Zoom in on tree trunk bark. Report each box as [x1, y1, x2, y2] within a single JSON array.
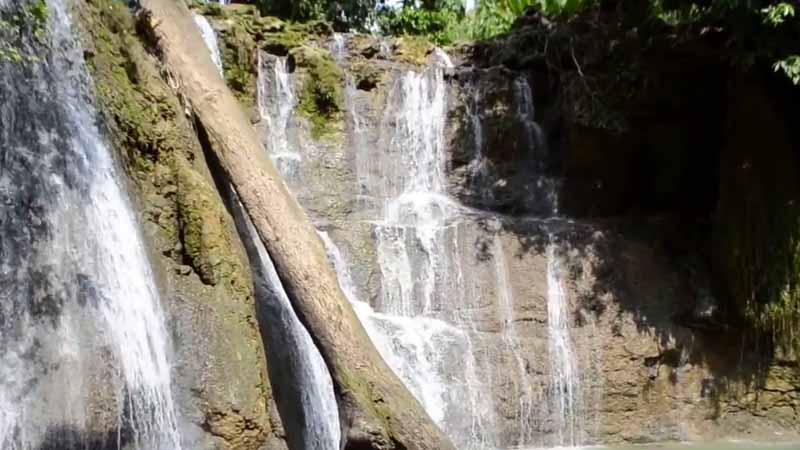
[[135, 2, 456, 450]]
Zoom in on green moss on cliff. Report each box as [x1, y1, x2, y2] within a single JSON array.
[[78, 0, 251, 296], [175, 158, 249, 292], [291, 45, 343, 138], [220, 20, 259, 109], [393, 35, 434, 66], [206, 6, 342, 137], [0, 0, 50, 63]]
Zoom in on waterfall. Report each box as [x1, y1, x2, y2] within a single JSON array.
[[317, 231, 458, 424], [0, 1, 180, 449], [358, 50, 500, 449], [228, 194, 340, 450], [491, 232, 535, 446], [256, 51, 301, 179], [375, 50, 455, 317], [545, 236, 582, 447], [250, 40, 339, 450], [513, 77, 560, 215], [330, 33, 347, 60], [192, 13, 224, 76]]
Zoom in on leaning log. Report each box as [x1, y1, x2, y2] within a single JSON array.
[[135, 2, 457, 450]]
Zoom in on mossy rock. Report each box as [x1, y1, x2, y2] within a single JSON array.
[[175, 157, 249, 293], [350, 59, 383, 91], [349, 34, 381, 59], [220, 20, 258, 108], [77, 0, 251, 297], [290, 45, 344, 139], [259, 21, 330, 55], [393, 35, 434, 66]]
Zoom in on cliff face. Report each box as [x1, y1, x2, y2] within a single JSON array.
[[200, 4, 798, 448], [75, 1, 799, 448]]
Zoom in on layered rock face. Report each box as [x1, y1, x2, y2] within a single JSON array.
[[214, 9, 800, 448], [69, 1, 799, 449]]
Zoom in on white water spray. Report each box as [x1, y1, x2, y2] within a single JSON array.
[[192, 13, 224, 76], [545, 236, 582, 447], [257, 51, 301, 179]]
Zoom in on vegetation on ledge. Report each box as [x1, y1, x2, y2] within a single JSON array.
[[291, 45, 344, 138], [208, 4, 344, 138]]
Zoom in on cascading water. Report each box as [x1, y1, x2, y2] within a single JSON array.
[[545, 236, 582, 447], [228, 193, 340, 450], [514, 77, 559, 215], [247, 40, 341, 450], [192, 13, 224, 76], [359, 49, 503, 449], [0, 1, 180, 449], [375, 48, 456, 318], [256, 51, 301, 179], [514, 77, 581, 446], [491, 231, 535, 447], [272, 33, 584, 449], [317, 231, 459, 425]]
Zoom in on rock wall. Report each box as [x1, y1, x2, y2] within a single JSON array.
[[75, 2, 286, 449], [201, 4, 800, 447], [72, 0, 799, 448]]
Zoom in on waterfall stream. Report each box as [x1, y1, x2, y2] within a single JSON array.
[[257, 52, 301, 179], [229, 194, 341, 450], [192, 13, 224, 77], [256, 33, 587, 449], [211, 19, 340, 450], [545, 237, 582, 447], [0, 1, 180, 449]]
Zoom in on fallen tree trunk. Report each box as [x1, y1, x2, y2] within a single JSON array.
[[135, 2, 456, 450]]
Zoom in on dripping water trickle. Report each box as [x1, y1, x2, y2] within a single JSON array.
[[257, 51, 301, 179], [545, 234, 582, 447]]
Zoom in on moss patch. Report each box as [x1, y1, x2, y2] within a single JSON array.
[[0, 0, 50, 63], [291, 45, 343, 138], [393, 35, 434, 66], [219, 19, 259, 109], [175, 158, 249, 292], [77, 0, 251, 296], [207, 6, 342, 136], [350, 60, 383, 91]]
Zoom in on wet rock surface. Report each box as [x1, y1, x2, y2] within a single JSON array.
[[71, 1, 800, 448], [230, 13, 799, 447]]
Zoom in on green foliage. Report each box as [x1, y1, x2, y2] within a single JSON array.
[[378, 2, 464, 45], [291, 46, 344, 138], [377, 3, 463, 45], [774, 55, 800, 85], [255, 0, 377, 30], [762, 2, 794, 25], [377, 0, 595, 44]]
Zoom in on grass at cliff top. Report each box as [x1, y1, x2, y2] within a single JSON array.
[[517, 441, 800, 450]]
